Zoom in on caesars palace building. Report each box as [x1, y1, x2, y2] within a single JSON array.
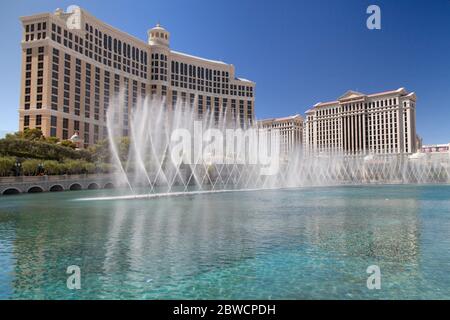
[[304, 88, 419, 155], [19, 6, 255, 147]]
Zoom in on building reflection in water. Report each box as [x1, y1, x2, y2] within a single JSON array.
[[4, 186, 447, 299]]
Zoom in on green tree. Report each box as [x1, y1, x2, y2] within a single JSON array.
[[61, 140, 77, 149], [22, 128, 44, 141], [98, 163, 113, 173], [119, 137, 130, 162], [88, 139, 110, 163], [46, 136, 60, 144], [22, 159, 42, 176], [42, 160, 62, 175], [0, 156, 15, 176], [0, 138, 91, 161]]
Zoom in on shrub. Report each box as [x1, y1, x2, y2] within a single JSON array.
[[46, 136, 60, 144], [98, 163, 113, 173], [88, 139, 110, 163], [42, 160, 62, 175], [60, 140, 76, 149], [22, 159, 42, 176], [6, 128, 44, 141], [0, 156, 15, 176], [62, 159, 97, 175], [0, 138, 91, 161]]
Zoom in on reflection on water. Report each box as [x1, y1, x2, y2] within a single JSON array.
[[1, 185, 450, 299]]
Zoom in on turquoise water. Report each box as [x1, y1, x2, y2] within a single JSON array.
[[0, 185, 450, 299]]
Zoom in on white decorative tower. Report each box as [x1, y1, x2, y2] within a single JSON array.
[[147, 23, 170, 93], [147, 23, 170, 48]]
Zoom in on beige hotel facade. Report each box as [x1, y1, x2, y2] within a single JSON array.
[[19, 6, 255, 147], [257, 114, 303, 155], [304, 88, 419, 155]]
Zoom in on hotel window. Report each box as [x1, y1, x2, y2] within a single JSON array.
[[94, 125, 99, 144], [23, 115, 30, 128], [231, 99, 236, 120], [198, 95, 203, 117], [239, 100, 245, 126], [247, 101, 253, 120], [84, 123, 90, 144], [222, 98, 228, 116], [172, 90, 177, 109], [50, 116, 57, 137], [62, 118, 69, 140], [214, 97, 220, 123], [206, 96, 211, 113], [36, 115, 42, 126]]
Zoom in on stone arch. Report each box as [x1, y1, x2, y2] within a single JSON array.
[[49, 184, 64, 192], [2, 188, 21, 195], [87, 183, 99, 190], [103, 182, 115, 189], [28, 186, 44, 193], [69, 183, 82, 191]]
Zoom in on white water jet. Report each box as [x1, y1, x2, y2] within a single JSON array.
[[94, 90, 450, 201]]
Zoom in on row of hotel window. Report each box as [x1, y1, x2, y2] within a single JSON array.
[[24, 22, 47, 42], [24, 20, 147, 78], [24, 47, 253, 118], [314, 98, 410, 117], [25, 20, 253, 96], [23, 47, 44, 110], [23, 115, 104, 147], [314, 114, 404, 139], [150, 53, 253, 97], [170, 59, 252, 97], [312, 115, 411, 152]]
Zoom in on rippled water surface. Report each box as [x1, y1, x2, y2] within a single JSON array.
[[1, 185, 450, 299]]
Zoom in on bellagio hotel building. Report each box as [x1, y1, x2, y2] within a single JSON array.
[[304, 88, 418, 155], [19, 6, 255, 147]]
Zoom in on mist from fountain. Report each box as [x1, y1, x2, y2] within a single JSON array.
[[101, 91, 450, 200]]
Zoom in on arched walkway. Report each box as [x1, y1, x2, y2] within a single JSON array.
[[49, 184, 64, 192], [28, 186, 44, 193], [69, 183, 82, 191], [104, 182, 115, 189], [2, 188, 21, 195], [87, 183, 99, 190]]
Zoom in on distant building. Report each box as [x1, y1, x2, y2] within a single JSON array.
[[258, 114, 303, 155], [422, 143, 450, 154], [18, 6, 255, 147], [304, 88, 418, 155]]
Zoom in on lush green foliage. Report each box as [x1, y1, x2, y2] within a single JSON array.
[[6, 128, 44, 141], [87, 139, 110, 163], [60, 140, 77, 149], [0, 156, 15, 176], [21, 159, 42, 176], [0, 137, 91, 161], [0, 129, 127, 176], [42, 160, 61, 175]]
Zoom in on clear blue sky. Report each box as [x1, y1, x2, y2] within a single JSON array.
[[1, 0, 449, 143]]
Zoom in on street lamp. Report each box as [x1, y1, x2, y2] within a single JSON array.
[[38, 163, 44, 176], [15, 160, 22, 176]]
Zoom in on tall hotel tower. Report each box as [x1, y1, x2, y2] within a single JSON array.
[[19, 6, 255, 147], [258, 115, 304, 156], [304, 88, 418, 155]]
